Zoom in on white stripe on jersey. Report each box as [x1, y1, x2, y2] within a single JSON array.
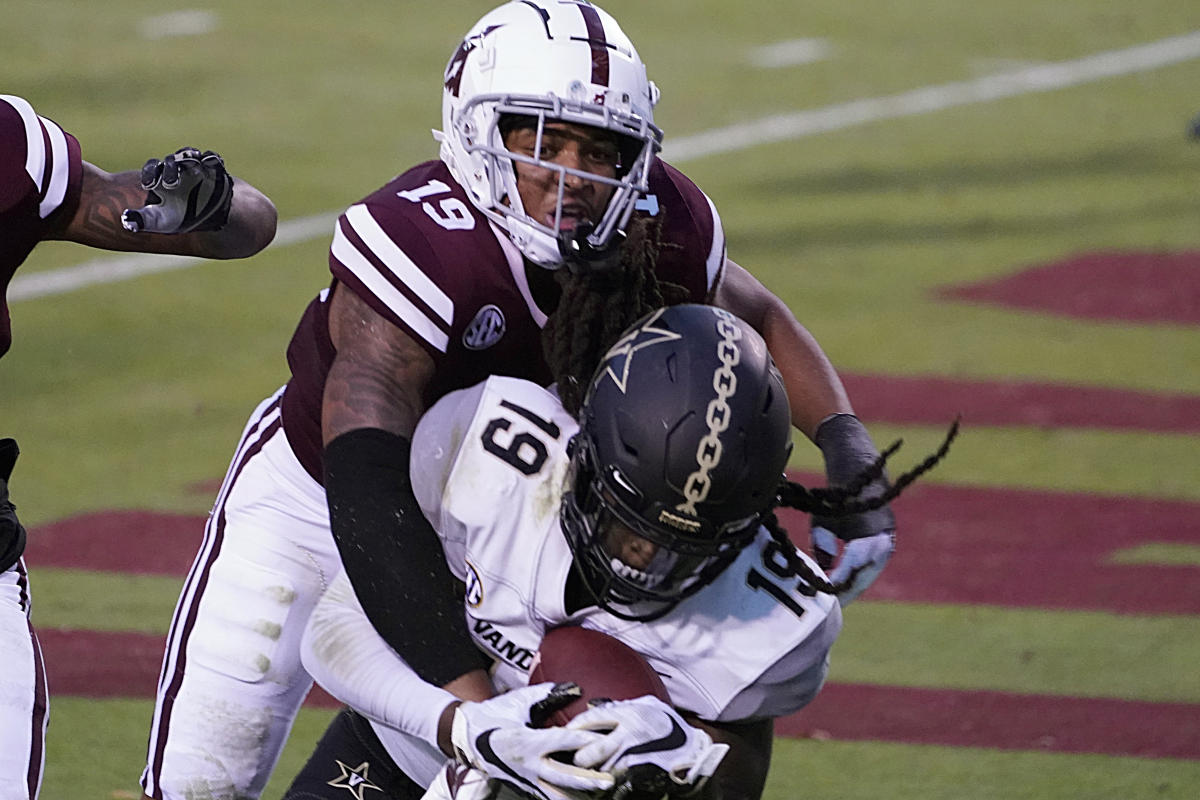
[[331, 212, 451, 353], [2, 95, 72, 219], [39, 115, 70, 218], [702, 192, 726, 290], [344, 204, 454, 325], [1, 96, 46, 191]]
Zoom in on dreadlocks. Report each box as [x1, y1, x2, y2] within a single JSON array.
[[540, 207, 960, 601], [763, 418, 960, 597], [541, 213, 690, 416]]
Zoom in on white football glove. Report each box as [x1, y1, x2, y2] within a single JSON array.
[[451, 683, 614, 800], [121, 147, 233, 234], [568, 696, 728, 797], [812, 526, 895, 606], [422, 763, 529, 800]]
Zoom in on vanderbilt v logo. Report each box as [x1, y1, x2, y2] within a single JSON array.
[[327, 760, 382, 800]]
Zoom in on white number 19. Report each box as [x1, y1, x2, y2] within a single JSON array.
[[396, 179, 476, 231]]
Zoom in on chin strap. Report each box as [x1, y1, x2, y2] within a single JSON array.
[[558, 223, 625, 275]]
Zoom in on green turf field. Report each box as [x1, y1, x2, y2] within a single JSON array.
[[4, 1, 1199, 798]]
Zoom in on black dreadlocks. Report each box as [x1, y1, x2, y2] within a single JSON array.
[[541, 213, 690, 416], [540, 206, 959, 599]]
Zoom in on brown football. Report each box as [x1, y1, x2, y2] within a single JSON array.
[[528, 625, 670, 726]]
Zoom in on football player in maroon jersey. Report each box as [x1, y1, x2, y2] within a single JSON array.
[[139, 3, 894, 799], [0, 92, 276, 800]]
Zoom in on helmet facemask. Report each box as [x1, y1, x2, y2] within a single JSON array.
[[454, 94, 661, 268], [439, 0, 664, 268], [561, 432, 757, 622], [557, 304, 796, 622]]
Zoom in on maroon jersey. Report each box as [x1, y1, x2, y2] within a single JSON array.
[[281, 158, 725, 481], [0, 95, 83, 357]]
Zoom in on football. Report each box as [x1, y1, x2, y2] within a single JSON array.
[[528, 625, 670, 726]]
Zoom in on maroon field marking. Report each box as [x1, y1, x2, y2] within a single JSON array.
[[29, 481, 1200, 615], [938, 250, 1200, 325], [778, 475, 1200, 615], [37, 628, 340, 707], [24, 248, 1200, 760], [780, 682, 1200, 760], [37, 630, 1200, 760], [841, 373, 1200, 434], [26, 510, 204, 576]]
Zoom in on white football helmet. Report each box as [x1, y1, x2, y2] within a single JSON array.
[[439, 0, 663, 268]]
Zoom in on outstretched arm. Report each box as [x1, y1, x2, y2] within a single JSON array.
[[47, 156, 276, 258], [710, 258, 852, 440], [713, 259, 895, 578]]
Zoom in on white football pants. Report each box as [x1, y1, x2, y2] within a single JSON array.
[[140, 387, 338, 800], [0, 560, 46, 800]]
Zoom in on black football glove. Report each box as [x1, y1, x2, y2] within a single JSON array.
[[121, 147, 233, 234], [1, 438, 27, 574]]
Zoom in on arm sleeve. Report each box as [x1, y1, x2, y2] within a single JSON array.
[[301, 570, 459, 746], [323, 427, 491, 686]]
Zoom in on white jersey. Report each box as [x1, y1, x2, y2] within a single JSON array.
[[411, 375, 843, 723]]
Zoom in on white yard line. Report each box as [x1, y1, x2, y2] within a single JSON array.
[[138, 9, 220, 40], [664, 30, 1200, 162], [747, 38, 834, 69], [12, 30, 1200, 304], [8, 212, 337, 302]]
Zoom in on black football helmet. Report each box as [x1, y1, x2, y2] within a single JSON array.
[[561, 304, 793, 620]]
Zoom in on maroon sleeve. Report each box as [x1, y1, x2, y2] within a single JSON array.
[[641, 159, 726, 299], [0, 96, 82, 223], [324, 161, 507, 363], [1, 95, 83, 356]]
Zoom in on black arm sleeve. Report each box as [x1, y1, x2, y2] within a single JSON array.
[[1, 439, 26, 574], [811, 414, 896, 541], [323, 428, 490, 686]]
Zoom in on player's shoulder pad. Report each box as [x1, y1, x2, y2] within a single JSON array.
[[0, 96, 35, 211], [411, 377, 573, 527], [328, 160, 504, 355], [642, 158, 725, 295], [410, 377, 573, 507], [0, 94, 80, 222]]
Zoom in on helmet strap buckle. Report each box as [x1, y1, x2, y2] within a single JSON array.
[[558, 223, 625, 275]]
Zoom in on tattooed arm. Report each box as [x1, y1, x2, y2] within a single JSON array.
[[45, 160, 275, 258], [711, 259, 852, 440], [322, 284, 495, 703]]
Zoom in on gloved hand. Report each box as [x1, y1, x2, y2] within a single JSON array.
[[121, 147, 233, 233], [569, 696, 728, 797], [421, 763, 530, 800], [811, 413, 896, 542], [812, 526, 894, 606], [1, 438, 27, 574], [451, 683, 613, 800]]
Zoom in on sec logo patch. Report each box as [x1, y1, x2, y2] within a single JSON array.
[[463, 305, 505, 350], [464, 560, 483, 606]]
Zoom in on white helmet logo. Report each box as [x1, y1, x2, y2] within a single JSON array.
[[597, 308, 681, 393]]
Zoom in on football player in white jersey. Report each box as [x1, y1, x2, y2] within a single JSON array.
[[140, 3, 899, 798], [1, 92, 276, 800], [280, 304, 933, 800]]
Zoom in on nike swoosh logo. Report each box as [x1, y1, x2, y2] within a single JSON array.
[[619, 717, 688, 759], [476, 729, 529, 788]]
